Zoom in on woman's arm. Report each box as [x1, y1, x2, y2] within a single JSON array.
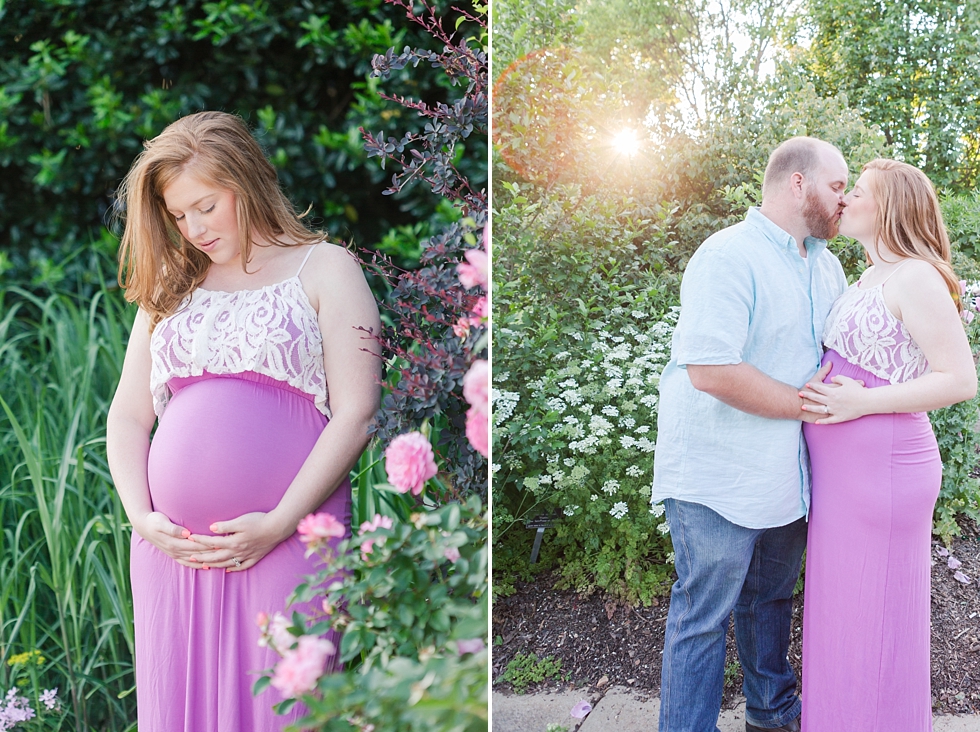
[[106, 308, 213, 566], [801, 259, 977, 422], [188, 244, 383, 570]]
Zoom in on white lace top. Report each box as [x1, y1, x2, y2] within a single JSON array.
[[149, 246, 330, 418], [822, 263, 929, 384]]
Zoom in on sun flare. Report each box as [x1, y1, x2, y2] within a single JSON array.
[[610, 128, 641, 157]]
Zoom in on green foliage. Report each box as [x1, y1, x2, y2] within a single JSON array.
[[943, 189, 980, 270], [490, 0, 582, 70], [931, 385, 980, 543], [265, 496, 488, 731], [283, 653, 487, 732], [334, 497, 487, 673], [724, 659, 741, 686], [0, 0, 485, 290], [802, 0, 980, 190], [496, 652, 566, 694], [0, 287, 136, 731], [931, 285, 980, 543]]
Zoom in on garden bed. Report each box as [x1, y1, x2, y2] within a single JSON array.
[[493, 520, 980, 714]]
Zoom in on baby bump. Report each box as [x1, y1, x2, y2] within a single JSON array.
[[147, 374, 326, 535]]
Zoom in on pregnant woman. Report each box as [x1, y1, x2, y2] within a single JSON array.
[[106, 111, 381, 730], [799, 160, 976, 730]]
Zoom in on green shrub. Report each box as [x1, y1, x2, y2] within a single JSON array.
[[257, 495, 488, 731]]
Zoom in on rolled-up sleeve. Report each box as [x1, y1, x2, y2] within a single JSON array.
[[674, 247, 753, 368]]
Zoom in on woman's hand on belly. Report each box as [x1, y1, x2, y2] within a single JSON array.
[[187, 511, 291, 572], [135, 512, 217, 568], [800, 373, 870, 424]]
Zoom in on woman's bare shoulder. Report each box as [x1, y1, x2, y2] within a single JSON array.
[[892, 257, 949, 292], [303, 241, 365, 282], [301, 241, 375, 310]]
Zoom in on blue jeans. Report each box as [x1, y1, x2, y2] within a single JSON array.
[[659, 498, 807, 732]]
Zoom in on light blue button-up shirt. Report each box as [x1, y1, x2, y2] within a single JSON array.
[[651, 207, 847, 529]]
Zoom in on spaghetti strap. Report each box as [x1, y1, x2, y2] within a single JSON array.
[[878, 259, 912, 286], [296, 244, 318, 276]]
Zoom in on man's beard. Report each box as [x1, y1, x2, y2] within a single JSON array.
[[803, 191, 840, 240]]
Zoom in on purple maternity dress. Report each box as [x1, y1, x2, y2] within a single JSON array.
[[133, 246, 349, 731], [802, 265, 939, 731]]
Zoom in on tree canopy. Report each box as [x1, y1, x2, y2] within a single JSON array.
[[803, 0, 980, 190]]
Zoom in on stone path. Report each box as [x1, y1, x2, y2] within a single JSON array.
[[492, 687, 980, 731]]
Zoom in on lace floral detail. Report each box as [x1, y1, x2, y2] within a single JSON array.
[[823, 282, 928, 384], [150, 275, 329, 418]]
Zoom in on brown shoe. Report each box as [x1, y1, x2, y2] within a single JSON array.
[[745, 717, 801, 732]]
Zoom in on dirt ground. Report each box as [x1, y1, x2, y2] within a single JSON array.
[[493, 520, 980, 713]]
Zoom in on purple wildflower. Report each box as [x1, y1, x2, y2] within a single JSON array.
[[39, 688, 58, 710]]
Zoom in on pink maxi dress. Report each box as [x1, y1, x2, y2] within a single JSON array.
[[802, 265, 939, 731], [132, 245, 349, 731]]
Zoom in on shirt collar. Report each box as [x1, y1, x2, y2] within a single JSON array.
[[745, 207, 828, 257]]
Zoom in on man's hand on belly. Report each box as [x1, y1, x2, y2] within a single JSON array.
[[687, 361, 833, 420]]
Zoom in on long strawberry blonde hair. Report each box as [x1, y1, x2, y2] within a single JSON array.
[[115, 111, 323, 328], [862, 158, 961, 311]]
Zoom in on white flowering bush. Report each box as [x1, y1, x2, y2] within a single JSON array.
[[494, 306, 677, 603], [492, 182, 682, 604]]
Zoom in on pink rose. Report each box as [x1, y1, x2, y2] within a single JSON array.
[[359, 514, 395, 535], [453, 319, 472, 339], [444, 546, 461, 563], [466, 406, 489, 457], [385, 432, 438, 495], [456, 638, 485, 655], [270, 612, 295, 651], [453, 316, 483, 340], [271, 635, 336, 698], [457, 248, 488, 290], [960, 280, 968, 297], [463, 359, 489, 414], [964, 309, 975, 325], [471, 295, 488, 319], [359, 514, 394, 560], [297, 512, 345, 546]]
